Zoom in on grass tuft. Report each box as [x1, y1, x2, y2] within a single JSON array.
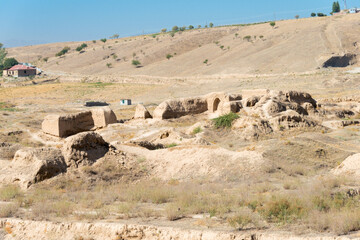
[[212, 113, 239, 128]]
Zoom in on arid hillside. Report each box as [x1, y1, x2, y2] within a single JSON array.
[[7, 14, 360, 77]]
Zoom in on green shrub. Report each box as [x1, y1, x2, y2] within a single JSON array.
[[270, 21, 276, 27], [3, 58, 18, 69], [100, 38, 107, 43], [106, 63, 112, 68], [43, 57, 49, 62], [166, 143, 177, 148], [161, 28, 167, 33], [166, 54, 173, 60], [228, 209, 255, 230], [55, 46, 70, 57], [76, 43, 88, 52], [203, 59, 208, 65], [92, 40, 96, 43], [311, 12, 316, 17], [172, 26, 178, 31], [209, 22, 214, 28], [132, 60, 141, 66], [192, 127, 202, 134], [188, 25, 194, 29], [212, 113, 239, 128], [260, 197, 304, 223], [243, 35, 251, 41]]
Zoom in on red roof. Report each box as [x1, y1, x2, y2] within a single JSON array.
[[8, 65, 35, 70]]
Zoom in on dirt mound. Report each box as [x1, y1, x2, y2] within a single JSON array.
[[333, 153, 360, 176], [0, 148, 67, 189], [133, 128, 210, 147], [62, 132, 109, 167], [232, 117, 273, 140], [118, 144, 265, 181], [0, 142, 21, 160]]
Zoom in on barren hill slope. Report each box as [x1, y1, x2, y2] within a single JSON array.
[[7, 14, 360, 77]]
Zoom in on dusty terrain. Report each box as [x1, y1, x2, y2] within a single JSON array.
[[6, 13, 360, 78], [1, 14, 360, 240]]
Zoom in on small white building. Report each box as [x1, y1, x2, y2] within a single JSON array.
[[349, 8, 360, 13], [120, 99, 132, 105]]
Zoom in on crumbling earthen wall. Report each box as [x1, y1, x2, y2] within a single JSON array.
[[42, 107, 117, 137]]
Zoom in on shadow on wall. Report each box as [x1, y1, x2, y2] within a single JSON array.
[[213, 98, 221, 112]]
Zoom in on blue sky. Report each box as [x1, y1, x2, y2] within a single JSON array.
[[0, 0, 358, 47]]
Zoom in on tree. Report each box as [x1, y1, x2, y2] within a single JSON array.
[[332, 1, 340, 13], [295, 15, 299, 19], [198, 25, 201, 28], [172, 26, 179, 31], [270, 21, 276, 27], [317, 13, 326, 17], [311, 12, 316, 17], [161, 28, 167, 33], [188, 25, 194, 29], [100, 38, 107, 43], [3, 58, 18, 69], [0, 43, 7, 68], [179, 26, 186, 31], [209, 22, 214, 28]]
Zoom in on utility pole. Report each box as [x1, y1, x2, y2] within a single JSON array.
[[343, 0, 347, 10]]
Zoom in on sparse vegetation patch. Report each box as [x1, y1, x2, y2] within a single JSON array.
[[55, 46, 70, 57], [212, 113, 239, 128]]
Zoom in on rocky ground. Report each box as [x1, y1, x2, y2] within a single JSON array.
[[1, 69, 360, 239]]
